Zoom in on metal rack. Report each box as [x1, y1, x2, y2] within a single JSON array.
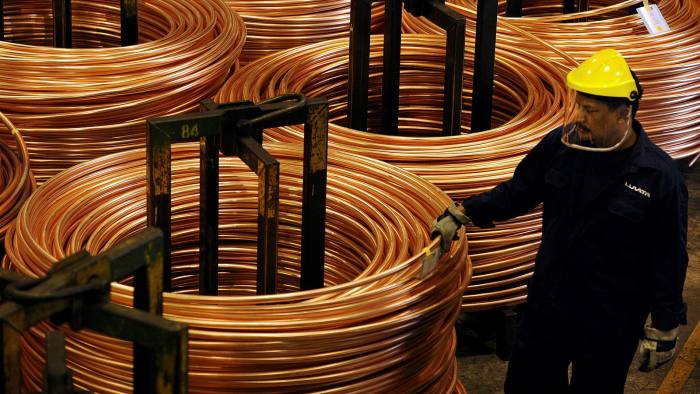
[[349, 0, 466, 135], [147, 93, 329, 296], [0, 228, 187, 394], [348, 0, 505, 134]]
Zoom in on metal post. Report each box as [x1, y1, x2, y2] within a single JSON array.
[[85, 303, 188, 393], [300, 100, 328, 290], [199, 134, 220, 295], [52, 0, 71, 48], [506, 0, 523, 17], [146, 128, 173, 292], [406, 1, 465, 136], [579, 0, 589, 12], [0, 0, 5, 41], [237, 137, 279, 295], [1, 321, 21, 393], [121, 0, 138, 46], [105, 228, 165, 389], [44, 332, 74, 394], [148, 112, 222, 293], [563, 0, 576, 14], [471, 0, 498, 132], [348, 0, 372, 131], [441, 6, 465, 136], [382, 0, 402, 134]]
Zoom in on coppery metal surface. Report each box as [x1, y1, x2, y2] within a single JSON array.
[[215, 34, 567, 310], [404, 0, 700, 161], [0, 0, 246, 183], [3, 142, 470, 393], [224, 0, 385, 65], [0, 112, 35, 254]]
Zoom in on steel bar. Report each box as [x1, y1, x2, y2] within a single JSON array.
[[436, 3, 466, 136], [199, 100, 223, 295], [0, 0, 4, 41], [120, 0, 138, 46], [45, 331, 71, 394], [506, 0, 523, 17], [52, 0, 71, 48], [147, 112, 221, 292], [300, 99, 329, 290], [84, 303, 187, 394], [348, 0, 372, 131], [382, 0, 402, 135], [563, 0, 577, 14], [471, 0, 498, 132], [238, 136, 280, 295], [199, 133, 220, 295]]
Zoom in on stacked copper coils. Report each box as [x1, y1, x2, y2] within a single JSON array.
[[0, 112, 34, 248], [0, 0, 246, 183], [4, 143, 470, 393], [223, 0, 384, 65], [404, 0, 700, 162], [216, 34, 569, 310]]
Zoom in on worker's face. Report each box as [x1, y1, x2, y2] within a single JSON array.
[[567, 93, 631, 149]]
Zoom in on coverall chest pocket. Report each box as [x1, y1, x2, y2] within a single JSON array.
[[607, 199, 645, 224], [606, 198, 647, 250], [603, 198, 648, 261], [544, 168, 568, 189], [544, 168, 568, 209]]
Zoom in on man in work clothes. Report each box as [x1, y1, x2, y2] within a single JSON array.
[[433, 48, 688, 392]]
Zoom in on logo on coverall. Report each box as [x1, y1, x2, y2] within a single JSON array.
[[624, 182, 651, 198]]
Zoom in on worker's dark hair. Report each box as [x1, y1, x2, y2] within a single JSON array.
[[578, 69, 643, 118]]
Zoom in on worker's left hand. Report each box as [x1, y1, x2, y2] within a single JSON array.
[[638, 325, 679, 371]]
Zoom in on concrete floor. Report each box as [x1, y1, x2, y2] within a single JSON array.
[[456, 164, 700, 393]]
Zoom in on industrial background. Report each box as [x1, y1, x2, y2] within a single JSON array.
[[0, 0, 697, 392]]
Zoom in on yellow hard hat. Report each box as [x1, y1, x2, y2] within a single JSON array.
[[566, 49, 638, 101]]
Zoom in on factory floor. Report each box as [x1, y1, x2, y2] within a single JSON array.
[[456, 164, 700, 393]]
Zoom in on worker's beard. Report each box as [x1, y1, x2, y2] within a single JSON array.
[[569, 123, 596, 147]]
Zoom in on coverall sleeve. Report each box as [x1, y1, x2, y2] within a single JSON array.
[[650, 171, 689, 331], [461, 134, 551, 228]]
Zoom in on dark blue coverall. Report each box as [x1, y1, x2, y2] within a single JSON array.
[[462, 121, 688, 393]]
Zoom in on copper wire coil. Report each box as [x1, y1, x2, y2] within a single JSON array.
[[403, 0, 700, 163], [0, 112, 35, 247], [4, 142, 470, 393], [0, 0, 246, 183], [224, 0, 384, 65], [215, 34, 568, 310]]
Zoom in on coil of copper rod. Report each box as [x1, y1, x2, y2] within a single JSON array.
[[215, 34, 568, 310], [223, 0, 384, 65], [403, 0, 700, 162], [4, 142, 470, 393], [0, 0, 246, 183], [0, 112, 34, 249]]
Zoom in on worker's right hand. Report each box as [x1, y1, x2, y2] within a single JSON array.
[[430, 203, 472, 252]]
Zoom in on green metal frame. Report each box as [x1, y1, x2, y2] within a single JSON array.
[[0, 228, 187, 394], [147, 94, 328, 296]]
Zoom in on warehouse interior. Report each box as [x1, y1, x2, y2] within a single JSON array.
[[0, 0, 698, 393]]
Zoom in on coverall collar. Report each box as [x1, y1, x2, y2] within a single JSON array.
[[627, 120, 656, 172]]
